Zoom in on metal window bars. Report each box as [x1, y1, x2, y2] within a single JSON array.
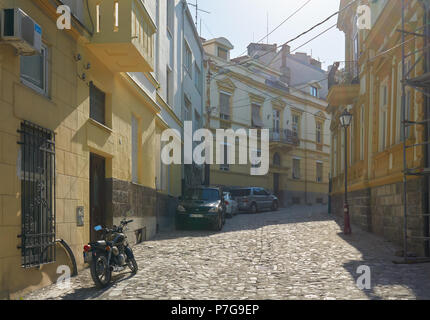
[[17, 121, 56, 268], [398, 0, 430, 263]]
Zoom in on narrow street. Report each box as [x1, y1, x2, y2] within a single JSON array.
[[24, 207, 430, 300]]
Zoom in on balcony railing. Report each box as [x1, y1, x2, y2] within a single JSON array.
[[328, 61, 359, 90], [327, 61, 360, 106], [270, 129, 299, 146], [87, 0, 156, 73]]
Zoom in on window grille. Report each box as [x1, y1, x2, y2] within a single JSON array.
[[17, 121, 56, 268]]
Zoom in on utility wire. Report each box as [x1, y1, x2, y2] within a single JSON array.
[[236, 0, 313, 58], [266, 23, 337, 67], [208, 0, 358, 81]]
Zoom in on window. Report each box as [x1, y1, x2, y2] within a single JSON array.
[[194, 110, 201, 130], [220, 92, 231, 120], [194, 63, 202, 93], [90, 82, 106, 125], [273, 153, 281, 166], [310, 86, 318, 97], [292, 113, 301, 139], [166, 66, 173, 105], [251, 149, 261, 169], [252, 104, 263, 128], [131, 115, 139, 183], [218, 47, 228, 60], [19, 121, 56, 268], [184, 97, 192, 121], [20, 44, 49, 96], [61, 0, 84, 22], [316, 122, 322, 144], [293, 158, 301, 179], [273, 109, 281, 134], [379, 83, 388, 151], [220, 144, 230, 171], [316, 162, 323, 183], [184, 41, 192, 76], [167, 0, 174, 34]]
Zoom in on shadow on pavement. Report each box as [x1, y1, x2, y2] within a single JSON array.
[[150, 205, 332, 242], [59, 271, 137, 300], [333, 216, 430, 300]]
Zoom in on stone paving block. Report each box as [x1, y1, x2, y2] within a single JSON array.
[[22, 206, 430, 300]]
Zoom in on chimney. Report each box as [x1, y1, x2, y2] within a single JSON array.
[[280, 44, 291, 85]]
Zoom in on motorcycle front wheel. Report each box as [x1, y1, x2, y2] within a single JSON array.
[[90, 254, 112, 288], [127, 257, 138, 274]]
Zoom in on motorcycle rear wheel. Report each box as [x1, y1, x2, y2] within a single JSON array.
[[90, 255, 112, 288]]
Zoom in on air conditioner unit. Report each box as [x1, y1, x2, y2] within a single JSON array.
[[0, 8, 42, 55]]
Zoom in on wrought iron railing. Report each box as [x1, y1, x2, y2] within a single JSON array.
[[17, 121, 56, 268], [270, 129, 300, 146], [328, 61, 360, 90]]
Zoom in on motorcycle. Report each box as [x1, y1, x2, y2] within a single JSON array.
[[83, 218, 138, 288]]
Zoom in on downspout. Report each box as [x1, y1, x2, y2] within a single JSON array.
[[419, 0, 430, 257], [181, 0, 186, 196]]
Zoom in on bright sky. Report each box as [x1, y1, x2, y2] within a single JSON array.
[[192, 0, 345, 70]]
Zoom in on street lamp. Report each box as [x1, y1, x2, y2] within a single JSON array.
[[339, 109, 352, 235]]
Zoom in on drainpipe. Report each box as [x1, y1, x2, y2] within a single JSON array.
[[420, 0, 430, 257], [181, 0, 186, 196]]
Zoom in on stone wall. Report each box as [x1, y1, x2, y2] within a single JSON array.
[[106, 178, 178, 244], [283, 190, 328, 207], [331, 178, 428, 256]]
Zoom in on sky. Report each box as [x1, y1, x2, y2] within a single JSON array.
[[190, 0, 345, 70]]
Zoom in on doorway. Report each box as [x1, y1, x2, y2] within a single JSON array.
[[90, 153, 106, 242]]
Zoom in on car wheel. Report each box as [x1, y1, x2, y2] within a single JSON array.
[[226, 210, 233, 219], [213, 213, 223, 231], [271, 200, 279, 211], [250, 203, 258, 214]]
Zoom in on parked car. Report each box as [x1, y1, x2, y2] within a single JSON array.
[[223, 192, 238, 218], [230, 187, 279, 213], [176, 187, 226, 231]]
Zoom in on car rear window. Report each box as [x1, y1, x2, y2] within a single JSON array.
[[231, 189, 251, 197], [183, 188, 220, 201]]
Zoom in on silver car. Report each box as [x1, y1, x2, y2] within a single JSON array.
[[230, 187, 279, 213]]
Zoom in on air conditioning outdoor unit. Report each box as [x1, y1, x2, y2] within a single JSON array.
[[0, 8, 42, 55]]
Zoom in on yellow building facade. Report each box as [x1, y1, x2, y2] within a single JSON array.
[[0, 0, 181, 298], [203, 38, 330, 206], [329, 0, 430, 255]]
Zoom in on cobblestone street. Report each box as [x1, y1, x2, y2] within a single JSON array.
[[23, 206, 430, 300]]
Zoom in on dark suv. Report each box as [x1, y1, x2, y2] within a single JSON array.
[[176, 187, 226, 230], [230, 187, 279, 213]]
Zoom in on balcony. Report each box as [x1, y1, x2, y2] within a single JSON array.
[[86, 0, 156, 73], [327, 61, 360, 106], [270, 129, 299, 147]]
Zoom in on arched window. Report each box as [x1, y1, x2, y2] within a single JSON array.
[[273, 153, 281, 166]]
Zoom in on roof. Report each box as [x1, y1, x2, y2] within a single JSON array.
[[203, 37, 234, 50]]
